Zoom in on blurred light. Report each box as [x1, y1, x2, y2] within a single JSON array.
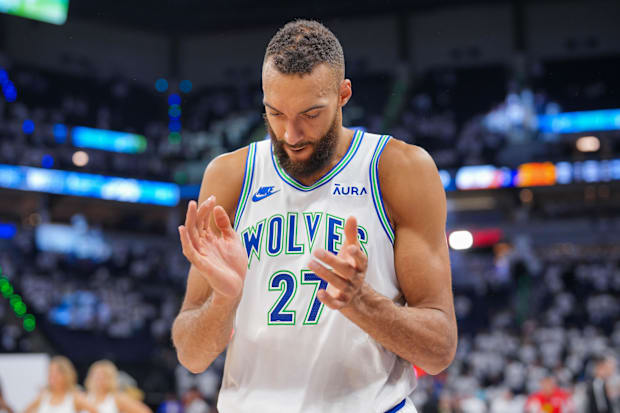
[[576, 136, 600, 152], [438, 170, 452, 189], [0, 69, 7, 85], [168, 120, 181, 132], [0, 163, 180, 206], [537, 109, 620, 133], [168, 132, 181, 144], [1, 282, 13, 298], [455, 165, 512, 190], [22, 119, 35, 134], [582, 160, 600, 182], [449, 231, 474, 250], [519, 188, 533, 203], [516, 162, 556, 187], [155, 78, 168, 92], [179, 79, 193, 93], [3, 81, 17, 102], [72, 126, 147, 154], [168, 104, 182, 118], [23, 314, 36, 331], [53, 124, 68, 143], [72, 151, 89, 167], [0, 0, 69, 24], [9, 294, 22, 309], [555, 162, 573, 184], [41, 154, 54, 169], [168, 93, 181, 106], [14, 301, 26, 316], [471, 228, 503, 248], [0, 222, 16, 239]]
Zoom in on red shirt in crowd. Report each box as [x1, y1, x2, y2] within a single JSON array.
[[525, 388, 574, 413]]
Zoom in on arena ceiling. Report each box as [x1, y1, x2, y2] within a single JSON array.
[[68, 0, 518, 34]]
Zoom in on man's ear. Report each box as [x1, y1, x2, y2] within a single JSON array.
[[339, 78, 352, 107]]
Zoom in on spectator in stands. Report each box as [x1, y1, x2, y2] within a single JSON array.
[[525, 375, 574, 413], [85, 360, 152, 413], [586, 353, 619, 413], [156, 393, 183, 413], [181, 388, 209, 413], [490, 389, 526, 413], [23, 356, 98, 413]]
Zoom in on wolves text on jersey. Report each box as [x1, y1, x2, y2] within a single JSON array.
[[240, 212, 369, 267]]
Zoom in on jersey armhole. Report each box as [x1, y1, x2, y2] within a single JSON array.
[[369, 135, 395, 245], [233, 142, 257, 231]]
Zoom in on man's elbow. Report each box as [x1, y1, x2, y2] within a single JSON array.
[[426, 346, 456, 375], [176, 349, 209, 374], [421, 326, 458, 375]]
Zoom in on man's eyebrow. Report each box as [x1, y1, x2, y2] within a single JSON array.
[[299, 105, 326, 113], [263, 102, 326, 114], [263, 102, 281, 112]]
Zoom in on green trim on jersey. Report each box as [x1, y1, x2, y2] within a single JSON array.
[[272, 129, 364, 192], [234, 143, 257, 230], [370, 135, 395, 243]]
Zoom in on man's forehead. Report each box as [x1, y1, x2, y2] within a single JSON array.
[[263, 62, 338, 93]]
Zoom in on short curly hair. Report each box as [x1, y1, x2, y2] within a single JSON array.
[[264, 19, 345, 82]]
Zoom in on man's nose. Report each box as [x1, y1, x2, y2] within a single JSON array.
[[283, 120, 304, 146]]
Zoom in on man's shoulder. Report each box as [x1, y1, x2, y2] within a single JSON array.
[[206, 145, 250, 176], [375, 137, 444, 227], [377, 137, 439, 189], [198, 145, 252, 213]]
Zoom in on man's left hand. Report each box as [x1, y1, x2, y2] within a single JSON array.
[[307, 216, 368, 309]]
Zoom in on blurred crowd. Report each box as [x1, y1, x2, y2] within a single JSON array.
[[2, 225, 619, 412], [1, 54, 618, 186], [0, 45, 619, 413]]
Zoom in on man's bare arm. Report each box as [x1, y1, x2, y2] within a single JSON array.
[[308, 140, 457, 374], [171, 147, 248, 373]]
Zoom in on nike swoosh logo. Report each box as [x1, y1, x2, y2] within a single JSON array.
[[252, 189, 280, 202]]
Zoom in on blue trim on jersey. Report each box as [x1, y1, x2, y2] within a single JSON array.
[[233, 143, 257, 231], [270, 131, 364, 192], [384, 398, 406, 413], [370, 135, 395, 245]]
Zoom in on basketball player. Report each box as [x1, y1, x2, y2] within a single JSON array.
[[84, 360, 152, 413], [172, 20, 457, 412], [24, 356, 98, 413]]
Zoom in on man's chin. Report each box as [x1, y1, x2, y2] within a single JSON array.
[[285, 145, 314, 161]]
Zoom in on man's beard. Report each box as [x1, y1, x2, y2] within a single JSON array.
[[267, 112, 340, 181]]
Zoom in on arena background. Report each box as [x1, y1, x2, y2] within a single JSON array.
[[0, 0, 619, 412]]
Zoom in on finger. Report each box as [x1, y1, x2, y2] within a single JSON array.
[[213, 205, 235, 238], [179, 226, 211, 273], [185, 201, 202, 251], [346, 244, 368, 272], [312, 249, 356, 280], [317, 289, 347, 310], [343, 216, 360, 247], [197, 195, 216, 239], [307, 258, 350, 291]]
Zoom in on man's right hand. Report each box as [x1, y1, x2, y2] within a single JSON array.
[[178, 195, 248, 299]]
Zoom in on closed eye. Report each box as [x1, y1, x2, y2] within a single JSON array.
[[304, 112, 320, 119]]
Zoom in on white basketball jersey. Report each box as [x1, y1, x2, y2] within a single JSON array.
[[218, 130, 417, 413]]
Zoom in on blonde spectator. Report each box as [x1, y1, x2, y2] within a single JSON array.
[[85, 360, 151, 413], [24, 356, 97, 413]]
